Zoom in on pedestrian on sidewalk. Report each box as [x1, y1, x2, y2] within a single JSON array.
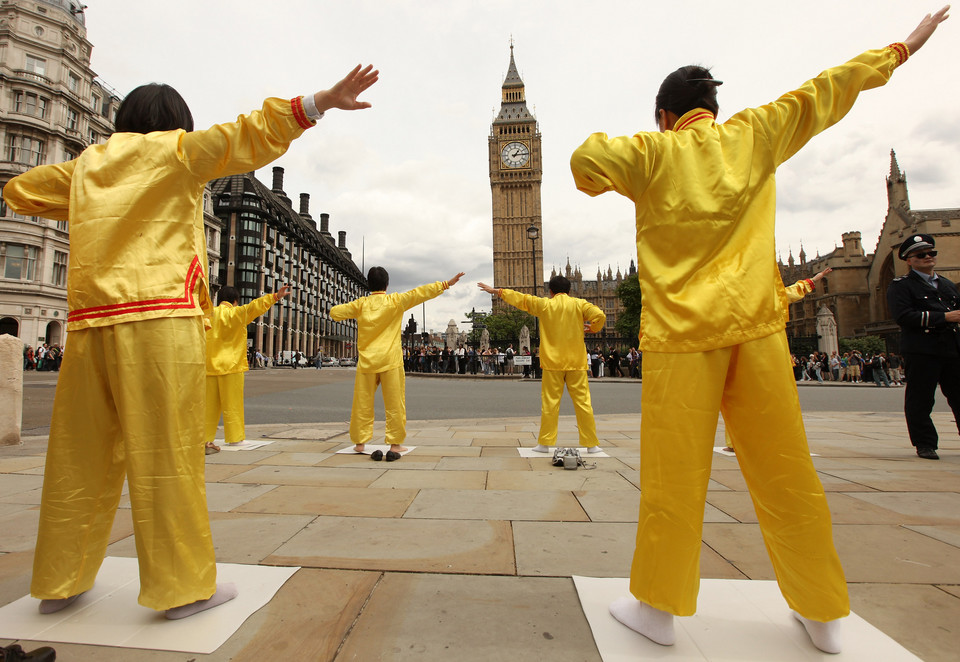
[[570, 7, 949, 653], [479, 275, 605, 454]]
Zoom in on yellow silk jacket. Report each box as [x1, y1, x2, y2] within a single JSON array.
[[3, 96, 315, 331], [331, 281, 450, 374], [499, 289, 605, 371], [785, 278, 814, 304], [206, 294, 277, 376], [571, 46, 907, 353]]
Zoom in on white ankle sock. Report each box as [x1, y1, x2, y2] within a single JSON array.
[[165, 583, 238, 620], [532, 444, 550, 453], [587, 446, 603, 454], [609, 597, 675, 646], [793, 611, 842, 654], [39, 591, 85, 614]]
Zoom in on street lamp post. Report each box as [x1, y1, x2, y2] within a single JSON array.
[[526, 225, 540, 345]]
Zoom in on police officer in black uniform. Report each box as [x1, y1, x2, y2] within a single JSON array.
[[886, 233, 960, 460]]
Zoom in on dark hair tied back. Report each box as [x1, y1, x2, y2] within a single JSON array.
[[654, 65, 721, 125]]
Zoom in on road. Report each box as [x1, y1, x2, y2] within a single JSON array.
[[19, 366, 949, 435]]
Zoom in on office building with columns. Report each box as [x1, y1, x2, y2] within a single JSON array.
[[210, 167, 365, 360]]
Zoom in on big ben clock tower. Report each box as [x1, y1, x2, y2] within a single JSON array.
[[489, 43, 543, 298]]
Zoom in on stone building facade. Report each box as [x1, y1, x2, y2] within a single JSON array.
[[210, 167, 365, 360], [0, 0, 119, 347], [779, 151, 960, 352]]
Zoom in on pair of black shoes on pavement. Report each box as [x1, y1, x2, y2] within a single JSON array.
[[370, 450, 401, 462], [916, 447, 939, 460], [1, 645, 56, 662]]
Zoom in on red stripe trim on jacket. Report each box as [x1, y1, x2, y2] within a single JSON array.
[[290, 96, 313, 130], [675, 112, 714, 131], [68, 256, 204, 322], [887, 42, 909, 66]]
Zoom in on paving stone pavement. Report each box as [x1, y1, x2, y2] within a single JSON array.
[[0, 412, 958, 661]]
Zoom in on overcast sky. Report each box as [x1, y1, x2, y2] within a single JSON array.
[[84, 1, 958, 333]]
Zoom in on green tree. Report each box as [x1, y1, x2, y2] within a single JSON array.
[[483, 307, 536, 345], [615, 274, 642, 344], [839, 335, 886, 356], [463, 308, 488, 346]]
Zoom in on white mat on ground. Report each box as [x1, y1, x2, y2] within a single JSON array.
[[518, 447, 609, 458], [573, 576, 920, 661], [0, 557, 299, 654], [713, 446, 819, 458], [219, 439, 274, 451], [335, 445, 416, 456]]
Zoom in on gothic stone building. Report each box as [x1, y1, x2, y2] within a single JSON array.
[[780, 150, 960, 352]]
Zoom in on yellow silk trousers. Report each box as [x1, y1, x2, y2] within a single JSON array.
[[632, 332, 848, 621], [538, 369, 599, 447], [349, 367, 406, 445], [205, 372, 246, 444], [33, 317, 216, 611]]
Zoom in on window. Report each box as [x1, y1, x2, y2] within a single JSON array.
[[63, 150, 76, 161], [52, 251, 67, 287], [24, 54, 46, 76], [68, 71, 81, 94], [14, 91, 48, 118], [66, 107, 79, 131], [1, 243, 38, 280], [6, 135, 45, 165], [91, 94, 100, 112], [87, 129, 99, 145]]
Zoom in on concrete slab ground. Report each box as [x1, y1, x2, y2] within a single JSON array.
[[0, 411, 957, 661]]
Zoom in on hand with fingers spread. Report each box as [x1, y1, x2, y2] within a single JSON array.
[[314, 64, 380, 113], [446, 272, 466, 288], [477, 282, 498, 295]]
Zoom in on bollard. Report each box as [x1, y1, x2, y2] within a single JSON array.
[[0, 334, 24, 446]]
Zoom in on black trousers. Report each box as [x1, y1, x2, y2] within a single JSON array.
[[903, 352, 960, 449]]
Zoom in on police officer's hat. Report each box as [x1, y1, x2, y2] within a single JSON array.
[[898, 233, 936, 260]]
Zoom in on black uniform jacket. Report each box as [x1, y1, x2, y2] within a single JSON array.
[[887, 270, 960, 357]]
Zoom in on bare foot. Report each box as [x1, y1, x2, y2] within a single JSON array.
[[354, 443, 365, 453], [587, 446, 603, 454], [389, 445, 408, 453], [205, 442, 220, 455], [793, 611, 842, 654], [532, 444, 551, 453], [165, 583, 238, 620], [609, 597, 675, 646], [39, 591, 87, 614], [722, 447, 735, 453]]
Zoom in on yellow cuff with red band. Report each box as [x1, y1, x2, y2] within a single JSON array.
[[887, 42, 909, 66], [805, 279, 815, 290], [290, 96, 315, 130]]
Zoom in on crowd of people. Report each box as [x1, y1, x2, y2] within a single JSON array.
[[791, 350, 904, 386], [22, 344, 62, 372]]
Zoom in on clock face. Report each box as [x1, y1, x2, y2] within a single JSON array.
[[501, 141, 530, 168]]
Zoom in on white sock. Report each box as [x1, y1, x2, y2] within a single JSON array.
[[587, 446, 603, 454], [165, 583, 238, 620], [609, 597, 675, 646], [532, 444, 550, 453], [793, 611, 842, 654], [39, 591, 86, 614]]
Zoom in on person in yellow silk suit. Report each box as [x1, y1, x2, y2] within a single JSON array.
[[3, 65, 378, 619], [478, 275, 605, 452], [331, 267, 464, 460], [204, 284, 291, 454], [569, 8, 948, 654], [722, 267, 832, 452]]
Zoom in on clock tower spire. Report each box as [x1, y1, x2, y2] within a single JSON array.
[[489, 41, 543, 300]]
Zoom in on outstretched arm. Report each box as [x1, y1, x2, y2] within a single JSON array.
[[313, 64, 380, 113], [904, 6, 950, 55]]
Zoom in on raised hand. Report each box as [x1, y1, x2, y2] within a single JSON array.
[[447, 272, 466, 287], [274, 284, 292, 301], [904, 6, 950, 55], [477, 282, 497, 294], [314, 64, 380, 113]]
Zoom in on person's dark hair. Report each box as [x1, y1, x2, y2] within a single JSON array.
[[654, 65, 721, 125], [549, 275, 571, 295], [367, 266, 389, 292], [114, 83, 194, 134], [218, 286, 240, 305]]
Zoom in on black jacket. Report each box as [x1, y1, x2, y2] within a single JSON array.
[[887, 270, 960, 357]]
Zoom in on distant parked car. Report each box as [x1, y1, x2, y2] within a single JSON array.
[[321, 356, 340, 367], [339, 357, 357, 367]]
